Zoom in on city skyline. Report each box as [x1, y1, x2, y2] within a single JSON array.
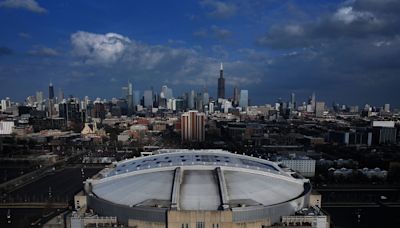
[[1, 1, 400, 227], [1, 0, 400, 106], [0, 77, 396, 111]]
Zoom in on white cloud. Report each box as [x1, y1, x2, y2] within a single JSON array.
[[69, 31, 261, 87], [373, 40, 391, 47], [0, 0, 47, 13], [71, 31, 131, 64], [332, 6, 375, 24]]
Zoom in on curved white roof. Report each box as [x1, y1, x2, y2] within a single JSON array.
[[104, 149, 285, 178], [89, 149, 308, 211]]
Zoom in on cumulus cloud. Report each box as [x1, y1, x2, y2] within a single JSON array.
[[28, 46, 59, 57], [68, 31, 261, 90], [332, 6, 377, 24], [200, 0, 236, 19], [71, 31, 131, 64], [252, 0, 400, 104], [0, 0, 47, 13], [257, 0, 398, 49]]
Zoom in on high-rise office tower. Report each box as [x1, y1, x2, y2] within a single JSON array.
[[209, 102, 214, 113], [315, 102, 325, 117], [196, 92, 203, 112], [122, 86, 129, 98], [203, 91, 210, 106], [143, 90, 153, 108], [239, 90, 249, 109], [188, 90, 195, 110], [48, 83, 55, 117], [36, 91, 43, 104], [92, 100, 106, 119], [290, 92, 296, 110], [49, 82, 54, 100], [59, 97, 82, 124], [217, 62, 225, 99], [58, 88, 64, 103], [310, 92, 316, 112], [233, 86, 240, 106], [384, 104, 390, 112], [127, 81, 134, 114], [181, 110, 205, 142], [35, 91, 44, 111], [0, 97, 11, 112], [134, 91, 140, 108]]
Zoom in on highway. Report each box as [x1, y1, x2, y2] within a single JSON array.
[[0, 165, 103, 228], [4, 165, 102, 203]]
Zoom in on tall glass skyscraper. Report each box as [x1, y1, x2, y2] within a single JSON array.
[[49, 82, 54, 100], [217, 63, 225, 99], [239, 90, 248, 109], [143, 90, 153, 108]]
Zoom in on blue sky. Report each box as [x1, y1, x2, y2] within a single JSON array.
[[1, 0, 400, 107]]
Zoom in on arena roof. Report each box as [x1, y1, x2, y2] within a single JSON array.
[[87, 149, 309, 211], [104, 149, 283, 178]]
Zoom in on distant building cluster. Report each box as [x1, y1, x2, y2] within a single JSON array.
[[0, 63, 399, 148]]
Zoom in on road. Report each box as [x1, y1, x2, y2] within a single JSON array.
[[4, 166, 102, 203], [0, 208, 44, 228], [0, 165, 104, 228]]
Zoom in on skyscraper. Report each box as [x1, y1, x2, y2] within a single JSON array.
[[181, 110, 205, 142], [35, 91, 44, 111], [233, 86, 240, 106], [239, 90, 249, 109], [195, 92, 203, 112], [203, 91, 210, 105], [0, 97, 10, 112], [217, 62, 225, 99], [384, 104, 390, 112], [49, 82, 54, 100], [290, 92, 296, 110], [310, 92, 316, 112], [143, 90, 153, 108], [48, 82, 55, 117], [315, 102, 325, 117], [134, 91, 140, 108], [188, 90, 195, 110], [36, 91, 43, 104], [122, 86, 128, 98], [58, 88, 64, 103], [127, 81, 134, 114]]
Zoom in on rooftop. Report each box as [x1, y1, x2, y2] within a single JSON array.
[[87, 149, 309, 211]]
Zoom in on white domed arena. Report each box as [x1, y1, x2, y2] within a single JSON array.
[[84, 149, 312, 227]]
